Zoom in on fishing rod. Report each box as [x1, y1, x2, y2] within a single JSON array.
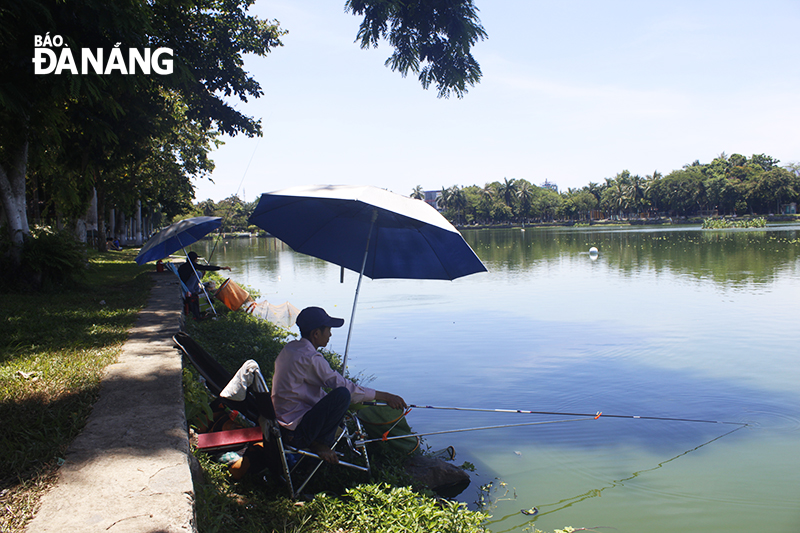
[[207, 138, 260, 264], [355, 417, 597, 447], [363, 402, 748, 426]]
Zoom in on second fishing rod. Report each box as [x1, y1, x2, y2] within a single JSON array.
[[363, 402, 748, 426]]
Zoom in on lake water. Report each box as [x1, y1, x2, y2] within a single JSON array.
[[190, 225, 800, 533]]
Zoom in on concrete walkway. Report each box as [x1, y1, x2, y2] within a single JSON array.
[[26, 272, 196, 533]]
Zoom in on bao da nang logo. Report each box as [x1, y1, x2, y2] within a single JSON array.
[[33, 33, 173, 75]]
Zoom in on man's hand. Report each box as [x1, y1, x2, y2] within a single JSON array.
[[375, 391, 407, 410]]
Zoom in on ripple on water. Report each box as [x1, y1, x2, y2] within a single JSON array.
[[739, 409, 800, 432]]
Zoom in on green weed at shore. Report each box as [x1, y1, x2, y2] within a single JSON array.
[[701, 217, 767, 229]]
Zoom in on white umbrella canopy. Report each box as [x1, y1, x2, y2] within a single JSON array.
[[248, 184, 487, 368]]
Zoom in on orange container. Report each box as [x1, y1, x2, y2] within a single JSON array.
[[217, 278, 250, 311]]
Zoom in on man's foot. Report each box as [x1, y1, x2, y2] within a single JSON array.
[[309, 441, 338, 464]]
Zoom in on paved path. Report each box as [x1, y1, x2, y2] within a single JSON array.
[[26, 272, 196, 533]]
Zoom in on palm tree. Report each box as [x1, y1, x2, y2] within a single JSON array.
[[438, 186, 451, 212], [584, 182, 604, 219], [449, 186, 467, 225], [481, 183, 496, 203], [625, 174, 649, 217], [197, 199, 216, 217], [410, 185, 424, 200], [611, 172, 632, 218], [516, 182, 535, 222], [645, 171, 662, 214], [585, 182, 603, 204], [496, 177, 518, 220], [477, 183, 496, 224], [601, 175, 628, 220]]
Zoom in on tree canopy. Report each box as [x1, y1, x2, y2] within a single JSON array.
[[0, 0, 487, 263], [345, 0, 486, 98]]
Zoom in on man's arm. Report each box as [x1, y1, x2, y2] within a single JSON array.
[[374, 391, 406, 410], [195, 264, 232, 272]]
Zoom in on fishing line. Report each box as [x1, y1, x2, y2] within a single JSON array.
[[207, 137, 261, 264], [355, 417, 596, 447], [485, 424, 748, 532], [364, 402, 749, 426]]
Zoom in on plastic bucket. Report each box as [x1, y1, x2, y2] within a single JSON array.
[[217, 278, 250, 310]]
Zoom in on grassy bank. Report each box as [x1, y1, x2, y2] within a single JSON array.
[[0, 248, 152, 532]]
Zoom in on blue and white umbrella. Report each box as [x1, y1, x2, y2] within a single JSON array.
[[135, 216, 221, 265], [248, 185, 487, 368], [135, 216, 223, 316]]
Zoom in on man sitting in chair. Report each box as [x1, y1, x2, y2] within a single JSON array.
[[271, 306, 406, 464]]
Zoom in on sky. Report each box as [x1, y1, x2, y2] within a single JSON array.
[[194, 0, 800, 203]]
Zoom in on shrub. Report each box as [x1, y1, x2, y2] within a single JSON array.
[[309, 483, 488, 533], [0, 227, 88, 291]]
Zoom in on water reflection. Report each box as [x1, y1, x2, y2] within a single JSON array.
[[463, 225, 800, 286]]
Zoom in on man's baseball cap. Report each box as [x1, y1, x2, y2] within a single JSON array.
[[296, 306, 345, 333]]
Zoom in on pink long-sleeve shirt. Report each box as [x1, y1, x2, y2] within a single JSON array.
[[271, 338, 376, 430]]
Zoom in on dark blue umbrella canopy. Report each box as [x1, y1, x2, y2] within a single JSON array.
[[248, 185, 487, 280], [135, 216, 222, 265], [248, 185, 487, 369]]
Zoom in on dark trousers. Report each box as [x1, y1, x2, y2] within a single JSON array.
[[289, 387, 351, 448], [185, 293, 201, 320]]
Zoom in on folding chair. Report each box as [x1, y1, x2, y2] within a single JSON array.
[[173, 332, 370, 498]]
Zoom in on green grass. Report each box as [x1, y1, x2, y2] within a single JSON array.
[[0, 248, 152, 532]]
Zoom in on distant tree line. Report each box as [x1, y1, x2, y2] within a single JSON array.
[[195, 153, 799, 235], [414, 153, 800, 225], [189, 195, 258, 233]]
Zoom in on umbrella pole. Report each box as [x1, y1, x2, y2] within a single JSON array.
[[342, 209, 378, 372]]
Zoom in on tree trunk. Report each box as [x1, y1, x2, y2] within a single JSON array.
[[0, 139, 31, 251], [134, 199, 142, 245], [95, 172, 108, 252]]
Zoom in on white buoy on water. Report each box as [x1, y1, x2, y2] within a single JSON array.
[[589, 246, 599, 260]]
